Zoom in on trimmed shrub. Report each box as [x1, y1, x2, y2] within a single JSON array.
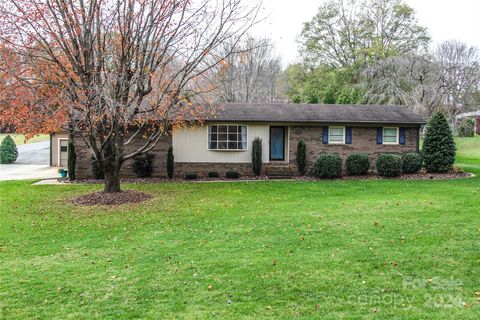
[[252, 137, 262, 176], [376, 153, 402, 177], [90, 155, 105, 179], [67, 139, 76, 180], [208, 171, 219, 178], [185, 172, 197, 180], [296, 139, 307, 175], [346, 153, 370, 176], [225, 170, 240, 179], [313, 153, 342, 178], [167, 146, 174, 179], [132, 153, 154, 178], [422, 112, 456, 173], [0, 135, 18, 164], [457, 118, 475, 137], [401, 152, 422, 174]]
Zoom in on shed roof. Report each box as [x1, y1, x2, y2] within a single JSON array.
[[207, 103, 425, 125]]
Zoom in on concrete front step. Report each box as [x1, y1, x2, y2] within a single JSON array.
[[268, 175, 294, 180], [266, 165, 294, 177]]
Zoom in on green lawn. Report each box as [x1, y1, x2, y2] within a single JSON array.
[[0, 133, 49, 145], [0, 139, 479, 319], [455, 136, 480, 170]]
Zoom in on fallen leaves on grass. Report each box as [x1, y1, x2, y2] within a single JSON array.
[[72, 190, 152, 206]]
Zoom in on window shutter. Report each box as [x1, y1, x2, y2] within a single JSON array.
[[322, 127, 329, 144], [376, 128, 383, 144], [345, 127, 352, 144], [399, 127, 406, 145]]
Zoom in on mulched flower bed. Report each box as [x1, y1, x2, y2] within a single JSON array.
[[63, 171, 473, 185], [293, 171, 472, 181], [395, 171, 472, 180], [65, 176, 270, 184], [72, 190, 152, 206]]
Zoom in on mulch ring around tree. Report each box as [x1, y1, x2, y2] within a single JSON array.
[[72, 190, 152, 206]]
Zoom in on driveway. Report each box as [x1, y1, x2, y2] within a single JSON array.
[[0, 164, 58, 181], [16, 141, 50, 165], [0, 141, 58, 181]]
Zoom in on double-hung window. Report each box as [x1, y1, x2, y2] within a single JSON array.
[[383, 127, 399, 144], [329, 126, 345, 144], [208, 125, 247, 150]]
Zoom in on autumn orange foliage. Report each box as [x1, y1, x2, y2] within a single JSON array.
[[0, 44, 68, 138]]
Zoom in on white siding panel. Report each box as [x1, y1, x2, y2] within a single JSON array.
[[173, 124, 270, 163]]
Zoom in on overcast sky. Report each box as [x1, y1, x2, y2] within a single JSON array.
[[250, 0, 480, 66]]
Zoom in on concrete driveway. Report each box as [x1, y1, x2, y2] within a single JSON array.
[[0, 141, 58, 181], [0, 164, 58, 181], [16, 141, 50, 165]]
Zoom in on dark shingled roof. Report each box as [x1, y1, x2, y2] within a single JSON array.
[[207, 103, 425, 125]]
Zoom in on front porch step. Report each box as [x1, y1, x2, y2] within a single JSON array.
[[267, 175, 294, 180], [266, 165, 294, 177]]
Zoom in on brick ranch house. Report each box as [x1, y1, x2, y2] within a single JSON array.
[[50, 103, 426, 178]]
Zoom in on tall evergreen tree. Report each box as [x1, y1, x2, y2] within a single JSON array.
[[422, 112, 456, 172], [167, 146, 174, 179], [67, 139, 76, 180], [252, 137, 263, 176], [296, 140, 307, 175]]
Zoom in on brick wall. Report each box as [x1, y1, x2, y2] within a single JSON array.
[[289, 126, 419, 174], [175, 162, 256, 178], [74, 132, 172, 179]]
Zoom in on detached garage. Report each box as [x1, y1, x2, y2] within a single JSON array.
[[50, 132, 69, 167]]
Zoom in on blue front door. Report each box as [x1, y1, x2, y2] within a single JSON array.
[[270, 127, 285, 160]]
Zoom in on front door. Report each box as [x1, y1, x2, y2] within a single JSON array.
[[270, 126, 285, 161]]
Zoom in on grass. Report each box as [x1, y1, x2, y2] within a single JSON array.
[[455, 136, 480, 170], [0, 138, 479, 319], [0, 133, 49, 145]]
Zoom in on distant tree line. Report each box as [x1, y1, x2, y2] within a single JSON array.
[[280, 0, 480, 118], [217, 0, 480, 120]]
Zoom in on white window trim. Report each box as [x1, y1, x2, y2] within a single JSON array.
[[57, 138, 69, 167], [328, 126, 346, 144], [382, 127, 399, 145], [207, 124, 248, 151]]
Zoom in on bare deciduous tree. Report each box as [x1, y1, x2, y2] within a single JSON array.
[[207, 37, 281, 103], [434, 40, 480, 118], [0, 0, 260, 192], [361, 41, 480, 118], [361, 53, 444, 115]]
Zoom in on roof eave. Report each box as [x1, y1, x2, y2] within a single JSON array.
[[206, 119, 426, 125]]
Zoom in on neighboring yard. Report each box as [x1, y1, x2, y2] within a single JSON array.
[[0, 139, 479, 319], [455, 136, 480, 170], [0, 134, 49, 145]]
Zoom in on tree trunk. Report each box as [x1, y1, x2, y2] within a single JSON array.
[[101, 129, 124, 193], [104, 167, 121, 193]]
